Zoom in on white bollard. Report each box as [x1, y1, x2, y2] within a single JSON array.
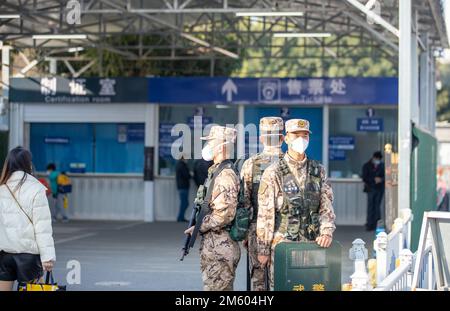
[[349, 239, 372, 291], [399, 249, 414, 290], [374, 231, 388, 285]]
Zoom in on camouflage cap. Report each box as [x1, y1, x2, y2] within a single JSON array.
[[285, 119, 312, 134], [259, 117, 284, 134], [200, 125, 237, 143]]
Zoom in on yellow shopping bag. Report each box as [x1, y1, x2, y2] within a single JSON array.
[[18, 272, 66, 291]]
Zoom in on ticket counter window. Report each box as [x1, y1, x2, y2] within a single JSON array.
[[30, 123, 144, 174], [328, 107, 398, 178], [158, 105, 238, 176], [244, 106, 323, 162]]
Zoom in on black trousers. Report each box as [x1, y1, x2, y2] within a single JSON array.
[[366, 189, 384, 230]]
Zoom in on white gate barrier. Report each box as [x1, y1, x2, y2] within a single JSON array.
[[349, 209, 437, 291], [374, 209, 412, 284]]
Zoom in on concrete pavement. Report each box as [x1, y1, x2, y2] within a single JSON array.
[[50, 220, 374, 291]]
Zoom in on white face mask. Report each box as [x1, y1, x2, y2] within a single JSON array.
[[290, 137, 309, 154], [201, 144, 214, 161], [261, 134, 283, 148], [202, 142, 229, 161]]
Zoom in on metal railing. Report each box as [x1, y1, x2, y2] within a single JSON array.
[[373, 248, 413, 291], [373, 261, 411, 291], [348, 209, 439, 291], [374, 209, 412, 284]]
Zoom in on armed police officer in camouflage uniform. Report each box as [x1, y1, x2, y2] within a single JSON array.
[[241, 117, 284, 291], [256, 119, 336, 289], [184, 126, 241, 291]]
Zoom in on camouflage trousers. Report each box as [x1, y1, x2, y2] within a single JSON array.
[[247, 222, 266, 291], [200, 230, 241, 291]]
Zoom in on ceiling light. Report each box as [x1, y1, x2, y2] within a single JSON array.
[[0, 14, 21, 19], [32, 34, 88, 40], [273, 33, 332, 38], [67, 47, 85, 53], [236, 12, 303, 17]]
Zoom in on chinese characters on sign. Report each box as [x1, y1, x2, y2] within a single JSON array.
[[40, 78, 117, 97], [9, 77, 150, 104], [12, 77, 398, 105], [259, 78, 348, 104], [292, 284, 326, 291], [357, 118, 384, 132]]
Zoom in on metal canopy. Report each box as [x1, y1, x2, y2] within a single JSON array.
[[0, 0, 448, 72]]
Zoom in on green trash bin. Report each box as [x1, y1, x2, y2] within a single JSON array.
[[274, 241, 342, 291]]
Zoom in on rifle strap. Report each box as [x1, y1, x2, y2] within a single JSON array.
[[188, 159, 234, 247], [203, 159, 233, 205]]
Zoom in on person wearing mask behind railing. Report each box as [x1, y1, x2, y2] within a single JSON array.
[[362, 151, 385, 231]]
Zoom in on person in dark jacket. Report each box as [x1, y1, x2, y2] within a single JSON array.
[[193, 159, 213, 187], [176, 156, 191, 222], [362, 151, 385, 231]]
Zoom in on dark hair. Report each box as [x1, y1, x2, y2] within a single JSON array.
[[373, 151, 383, 159], [47, 163, 56, 171], [0, 146, 33, 188]]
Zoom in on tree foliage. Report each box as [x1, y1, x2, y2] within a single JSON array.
[[437, 61, 450, 122]]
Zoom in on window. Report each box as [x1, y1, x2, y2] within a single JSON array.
[[30, 123, 144, 174], [158, 105, 238, 176], [244, 106, 323, 161], [328, 107, 398, 178]]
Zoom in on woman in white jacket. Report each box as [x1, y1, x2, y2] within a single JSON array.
[[0, 146, 56, 291]]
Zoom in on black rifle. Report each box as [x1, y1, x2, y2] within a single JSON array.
[[264, 265, 270, 291], [180, 185, 208, 261], [180, 203, 199, 261], [246, 253, 251, 291], [180, 160, 233, 261]]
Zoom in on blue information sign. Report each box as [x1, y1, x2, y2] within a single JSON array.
[[329, 136, 355, 150], [44, 137, 70, 144], [149, 77, 398, 105], [357, 118, 384, 132], [117, 124, 145, 143], [329, 149, 346, 161], [11, 77, 398, 106], [159, 123, 177, 158], [187, 116, 214, 129]]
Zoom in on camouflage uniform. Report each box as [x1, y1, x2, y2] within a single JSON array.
[[256, 119, 336, 289], [199, 126, 241, 291], [240, 117, 284, 291]]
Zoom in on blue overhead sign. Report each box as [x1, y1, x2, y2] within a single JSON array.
[[10, 77, 148, 103], [10, 77, 398, 106], [148, 77, 398, 105]]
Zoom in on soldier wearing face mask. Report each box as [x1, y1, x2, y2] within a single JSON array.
[[255, 119, 336, 289], [184, 126, 241, 291], [240, 117, 284, 291]]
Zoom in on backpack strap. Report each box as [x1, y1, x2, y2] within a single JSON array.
[[5, 185, 33, 225], [204, 159, 235, 203]]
